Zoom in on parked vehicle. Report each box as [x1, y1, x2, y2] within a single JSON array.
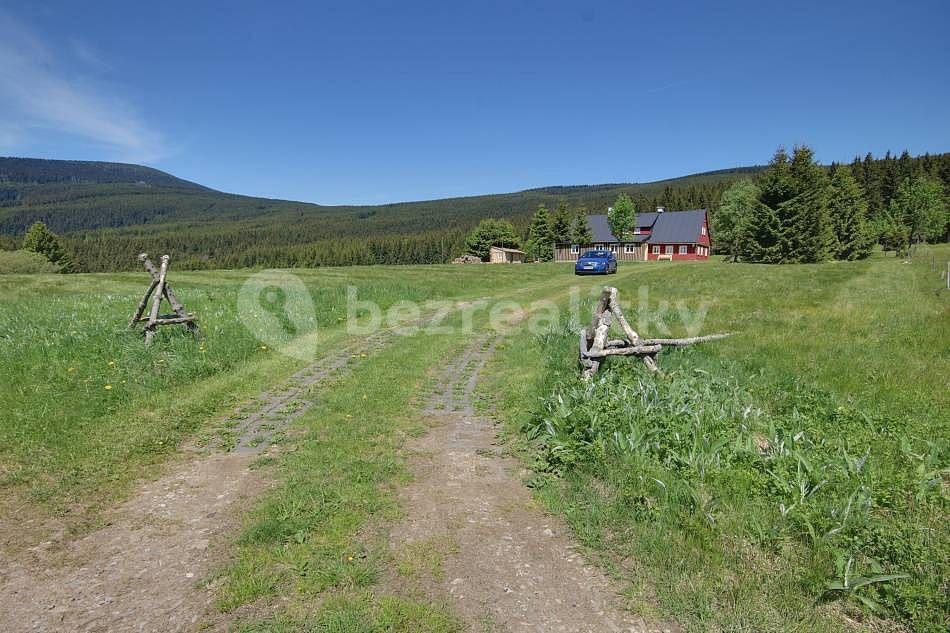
[[574, 250, 617, 275]]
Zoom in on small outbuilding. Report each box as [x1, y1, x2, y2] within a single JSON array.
[[488, 246, 525, 263]]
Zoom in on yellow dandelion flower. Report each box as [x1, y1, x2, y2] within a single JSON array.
[[347, 556, 354, 561], [67, 367, 76, 373], [108, 361, 115, 367], [104, 384, 113, 390], [260, 345, 268, 351], [360, 353, 367, 358]]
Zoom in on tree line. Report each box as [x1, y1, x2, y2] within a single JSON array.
[[2, 151, 947, 271], [714, 146, 948, 262]]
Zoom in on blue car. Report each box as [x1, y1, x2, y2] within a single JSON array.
[[574, 250, 617, 275]]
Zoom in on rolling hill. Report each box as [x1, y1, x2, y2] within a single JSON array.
[[0, 157, 758, 271]]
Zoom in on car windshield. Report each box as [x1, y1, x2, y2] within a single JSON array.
[[581, 251, 610, 258]]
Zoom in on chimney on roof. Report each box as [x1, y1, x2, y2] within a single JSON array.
[[656, 206, 665, 213]]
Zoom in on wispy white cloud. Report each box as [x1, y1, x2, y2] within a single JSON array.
[[0, 11, 167, 163]]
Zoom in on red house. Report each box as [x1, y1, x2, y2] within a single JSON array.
[[554, 208, 712, 262]]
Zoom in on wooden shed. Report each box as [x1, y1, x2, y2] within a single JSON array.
[[488, 246, 525, 263]]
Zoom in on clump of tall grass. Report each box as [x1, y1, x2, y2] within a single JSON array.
[[521, 323, 947, 631]]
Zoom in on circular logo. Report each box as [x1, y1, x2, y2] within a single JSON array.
[[237, 270, 318, 360]]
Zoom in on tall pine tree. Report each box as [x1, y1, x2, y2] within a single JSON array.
[[828, 166, 874, 260], [739, 200, 783, 263], [551, 201, 572, 244], [525, 205, 555, 261], [569, 210, 593, 244]]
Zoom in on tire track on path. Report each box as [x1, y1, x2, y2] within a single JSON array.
[[387, 326, 671, 632], [0, 301, 482, 633]]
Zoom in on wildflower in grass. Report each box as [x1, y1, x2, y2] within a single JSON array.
[[260, 345, 268, 351], [108, 360, 115, 367], [360, 353, 367, 358], [347, 556, 354, 561], [67, 367, 75, 373], [104, 384, 113, 390]]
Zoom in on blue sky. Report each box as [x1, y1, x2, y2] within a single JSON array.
[[1, 1, 948, 205]]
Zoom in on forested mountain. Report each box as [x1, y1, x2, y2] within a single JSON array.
[[0, 154, 946, 271], [0, 157, 206, 189], [0, 158, 754, 271]]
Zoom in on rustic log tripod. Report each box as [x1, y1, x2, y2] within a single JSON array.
[[128, 253, 200, 344], [579, 286, 729, 379]]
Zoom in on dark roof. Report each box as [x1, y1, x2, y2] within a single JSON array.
[[588, 214, 618, 242], [648, 209, 707, 243], [584, 210, 706, 244], [635, 212, 659, 227]]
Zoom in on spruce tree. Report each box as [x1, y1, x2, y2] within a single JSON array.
[[777, 187, 836, 263], [569, 210, 593, 244], [739, 200, 783, 263], [757, 147, 794, 209], [777, 146, 835, 263], [828, 166, 874, 260], [526, 204, 555, 261], [551, 201, 572, 244]]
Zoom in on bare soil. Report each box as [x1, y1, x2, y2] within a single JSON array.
[[386, 333, 676, 633]]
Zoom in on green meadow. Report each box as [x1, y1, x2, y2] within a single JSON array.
[[0, 248, 947, 630]]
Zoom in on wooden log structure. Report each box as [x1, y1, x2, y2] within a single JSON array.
[[129, 253, 200, 344], [579, 286, 729, 378]]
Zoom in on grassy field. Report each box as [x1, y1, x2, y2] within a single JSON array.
[[0, 264, 554, 523], [1, 249, 947, 630], [488, 246, 949, 631]]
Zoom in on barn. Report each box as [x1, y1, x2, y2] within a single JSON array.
[[554, 208, 711, 262]]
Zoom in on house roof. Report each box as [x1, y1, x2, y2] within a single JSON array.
[[647, 209, 707, 243], [584, 210, 707, 244], [587, 214, 618, 242]]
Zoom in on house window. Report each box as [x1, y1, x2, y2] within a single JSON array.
[[679, 245, 689, 255], [701, 225, 707, 236], [664, 245, 672, 254], [633, 228, 641, 235], [624, 243, 636, 253], [651, 245, 660, 254], [570, 244, 579, 254]]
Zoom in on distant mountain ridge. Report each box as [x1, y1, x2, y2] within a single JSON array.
[[0, 157, 208, 190]]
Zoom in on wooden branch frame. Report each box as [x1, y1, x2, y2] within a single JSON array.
[[579, 286, 729, 378], [129, 252, 200, 344]]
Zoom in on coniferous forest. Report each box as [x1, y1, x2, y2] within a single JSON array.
[[0, 152, 947, 272]]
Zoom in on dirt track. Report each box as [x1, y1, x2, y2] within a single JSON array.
[[0, 310, 466, 633], [386, 332, 670, 633]]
